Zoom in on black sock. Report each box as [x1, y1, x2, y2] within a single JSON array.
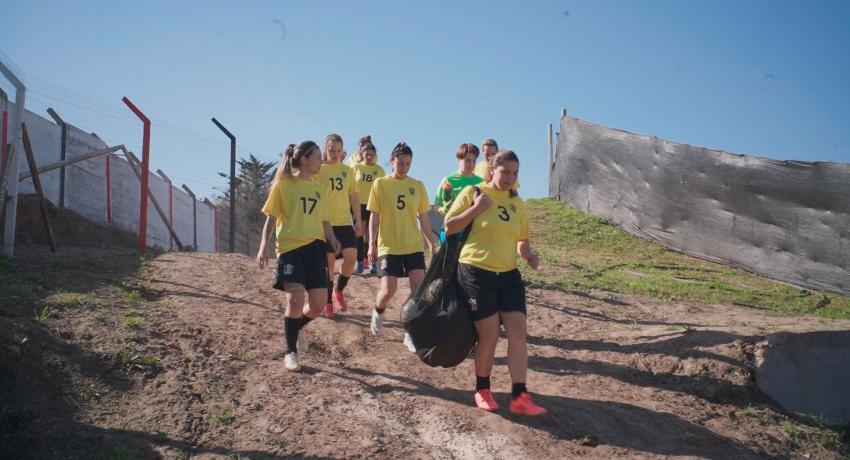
[[334, 274, 349, 292], [475, 375, 491, 391], [375, 306, 385, 314], [511, 383, 528, 399], [284, 317, 299, 353]]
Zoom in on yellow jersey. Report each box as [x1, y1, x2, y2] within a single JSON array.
[[353, 162, 386, 200], [474, 160, 520, 189], [261, 177, 328, 256], [445, 184, 529, 272], [317, 162, 358, 226], [367, 175, 430, 256]]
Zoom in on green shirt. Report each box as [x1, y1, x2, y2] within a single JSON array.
[[432, 171, 484, 215]]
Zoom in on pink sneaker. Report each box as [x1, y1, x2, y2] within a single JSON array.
[[509, 393, 547, 416], [322, 303, 335, 319], [333, 291, 348, 312], [474, 389, 499, 412]]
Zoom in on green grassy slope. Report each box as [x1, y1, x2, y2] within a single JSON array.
[[521, 199, 850, 319]]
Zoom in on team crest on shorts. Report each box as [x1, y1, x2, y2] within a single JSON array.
[[380, 258, 388, 270], [408, 187, 415, 195], [468, 297, 478, 311], [282, 264, 294, 275]]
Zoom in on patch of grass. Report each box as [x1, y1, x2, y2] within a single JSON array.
[[80, 383, 109, 400], [122, 290, 142, 304], [61, 293, 87, 307], [267, 435, 285, 448], [99, 444, 137, 460], [123, 314, 143, 328], [152, 430, 168, 443], [215, 409, 236, 425], [782, 421, 802, 438], [34, 306, 55, 322], [119, 352, 158, 369], [93, 310, 107, 322], [125, 332, 141, 343], [524, 199, 850, 319], [741, 405, 757, 418]]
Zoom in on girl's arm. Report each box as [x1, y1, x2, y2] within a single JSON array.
[[418, 211, 437, 256], [368, 211, 380, 262], [256, 215, 274, 268], [517, 240, 539, 270], [349, 192, 363, 237], [324, 221, 341, 255]]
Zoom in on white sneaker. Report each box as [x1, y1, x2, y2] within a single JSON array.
[[297, 332, 309, 352], [370, 309, 384, 336], [283, 352, 301, 371], [403, 332, 417, 353]]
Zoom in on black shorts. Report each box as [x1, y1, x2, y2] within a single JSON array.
[[274, 240, 329, 291], [457, 263, 526, 321], [325, 225, 357, 254], [377, 252, 426, 278]]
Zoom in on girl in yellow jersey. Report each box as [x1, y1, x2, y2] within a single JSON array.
[[367, 142, 436, 352], [256, 141, 341, 372], [352, 138, 385, 274], [317, 134, 363, 318], [445, 150, 546, 416]]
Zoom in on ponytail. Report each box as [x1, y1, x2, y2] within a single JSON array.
[[272, 141, 318, 189]]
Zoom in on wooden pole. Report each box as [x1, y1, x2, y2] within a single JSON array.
[[18, 145, 125, 181], [21, 123, 57, 252]]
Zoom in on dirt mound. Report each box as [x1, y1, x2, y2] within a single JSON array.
[[12, 193, 137, 249], [2, 246, 849, 458]]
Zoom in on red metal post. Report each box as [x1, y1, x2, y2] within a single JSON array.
[[106, 154, 112, 223], [122, 97, 151, 254]]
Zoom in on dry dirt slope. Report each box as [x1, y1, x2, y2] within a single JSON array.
[[2, 246, 849, 459]]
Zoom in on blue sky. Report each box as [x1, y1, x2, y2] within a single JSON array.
[[1, 1, 848, 201]]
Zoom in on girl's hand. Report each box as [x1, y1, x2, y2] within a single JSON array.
[[330, 237, 342, 256], [256, 245, 268, 269], [354, 222, 364, 238], [472, 193, 491, 212], [368, 243, 378, 263], [526, 250, 540, 270]]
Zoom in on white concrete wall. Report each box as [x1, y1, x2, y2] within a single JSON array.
[[14, 108, 216, 252]]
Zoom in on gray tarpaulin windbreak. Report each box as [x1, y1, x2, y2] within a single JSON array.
[[550, 116, 850, 296]]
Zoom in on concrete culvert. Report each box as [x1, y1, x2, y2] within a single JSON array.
[[755, 331, 850, 426]]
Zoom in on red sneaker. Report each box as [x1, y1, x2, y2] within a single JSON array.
[[509, 393, 547, 416], [322, 303, 335, 319], [474, 389, 499, 412], [333, 291, 348, 312]]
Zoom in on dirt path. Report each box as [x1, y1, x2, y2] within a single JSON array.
[[3, 249, 849, 458]]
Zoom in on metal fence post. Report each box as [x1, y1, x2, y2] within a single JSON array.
[[211, 117, 236, 253]]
